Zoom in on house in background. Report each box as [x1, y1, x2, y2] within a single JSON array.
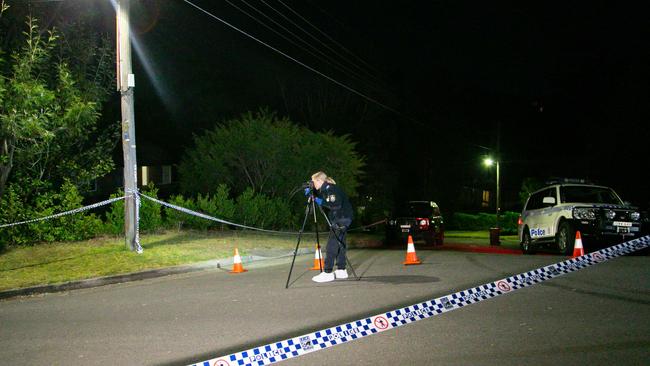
[[88, 141, 179, 201]]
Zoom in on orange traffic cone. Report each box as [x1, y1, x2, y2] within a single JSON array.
[[229, 248, 248, 273], [572, 230, 585, 258], [310, 245, 325, 270], [403, 235, 421, 265]]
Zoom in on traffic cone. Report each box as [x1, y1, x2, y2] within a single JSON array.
[[229, 248, 248, 273], [572, 230, 585, 258], [310, 245, 325, 270], [403, 235, 421, 265]]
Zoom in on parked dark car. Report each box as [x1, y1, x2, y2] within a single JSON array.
[[386, 201, 444, 245]]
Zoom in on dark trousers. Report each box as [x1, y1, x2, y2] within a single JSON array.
[[324, 221, 350, 272]]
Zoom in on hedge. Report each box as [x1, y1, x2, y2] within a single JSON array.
[[446, 211, 519, 235]]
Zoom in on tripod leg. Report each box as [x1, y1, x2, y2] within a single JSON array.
[[311, 199, 324, 273], [285, 202, 311, 289]]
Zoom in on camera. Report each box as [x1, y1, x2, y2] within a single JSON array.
[[302, 180, 315, 190]]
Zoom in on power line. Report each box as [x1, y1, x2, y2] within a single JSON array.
[[182, 0, 404, 117], [258, 0, 383, 87], [275, 0, 382, 83], [224, 0, 377, 92], [231, 0, 380, 93]]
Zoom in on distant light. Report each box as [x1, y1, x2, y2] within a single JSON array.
[[483, 158, 494, 167]]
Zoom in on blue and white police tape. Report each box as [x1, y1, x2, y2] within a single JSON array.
[[140, 193, 385, 236], [139, 193, 300, 235], [190, 234, 650, 366], [346, 219, 387, 232], [0, 195, 128, 228]]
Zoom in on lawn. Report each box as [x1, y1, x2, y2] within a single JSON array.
[[445, 230, 520, 248]]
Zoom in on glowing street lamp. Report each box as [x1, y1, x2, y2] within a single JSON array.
[[483, 157, 501, 231]]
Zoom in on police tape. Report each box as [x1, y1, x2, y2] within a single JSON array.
[[190, 234, 650, 366], [139, 193, 299, 235], [0, 195, 128, 229], [140, 193, 380, 236], [347, 219, 387, 232]]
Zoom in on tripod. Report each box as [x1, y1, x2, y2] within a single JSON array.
[[285, 189, 358, 288]]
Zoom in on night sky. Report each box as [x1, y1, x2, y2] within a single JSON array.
[[29, 1, 650, 210]]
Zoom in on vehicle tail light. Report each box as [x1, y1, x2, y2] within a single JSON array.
[[417, 217, 429, 230], [517, 216, 523, 226]]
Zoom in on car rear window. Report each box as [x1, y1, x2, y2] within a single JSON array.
[[397, 202, 434, 217], [560, 186, 622, 205]]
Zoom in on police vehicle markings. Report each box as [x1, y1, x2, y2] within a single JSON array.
[[189, 235, 650, 366], [529, 228, 546, 237]]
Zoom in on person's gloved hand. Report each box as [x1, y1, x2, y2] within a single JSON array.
[[314, 197, 323, 206], [304, 187, 311, 196]]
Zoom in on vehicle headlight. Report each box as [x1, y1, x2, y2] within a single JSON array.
[[630, 212, 641, 221], [573, 208, 597, 220], [605, 210, 616, 220]]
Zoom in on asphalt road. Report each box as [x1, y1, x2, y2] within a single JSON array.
[[1, 248, 648, 366]]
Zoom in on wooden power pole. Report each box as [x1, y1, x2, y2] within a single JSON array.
[[116, 0, 140, 252]]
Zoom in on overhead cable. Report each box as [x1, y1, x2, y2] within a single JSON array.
[[225, 0, 377, 91], [232, 0, 380, 92], [182, 0, 403, 116], [259, 0, 383, 87]]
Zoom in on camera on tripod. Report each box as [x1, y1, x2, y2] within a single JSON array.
[[302, 180, 315, 190]]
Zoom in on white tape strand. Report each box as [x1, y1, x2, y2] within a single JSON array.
[[139, 193, 300, 235], [189, 235, 650, 366], [134, 191, 143, 253], [140, 193, 380, 236], [0, 196, 127, 228], [347, 219, 387, 232]]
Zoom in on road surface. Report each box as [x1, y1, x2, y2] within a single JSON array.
[[1, 248, 648, 365]]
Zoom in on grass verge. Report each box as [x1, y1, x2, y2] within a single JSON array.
[[444, 230, 520, 249]]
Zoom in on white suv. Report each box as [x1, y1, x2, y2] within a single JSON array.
[[518, 182, 644, 254]]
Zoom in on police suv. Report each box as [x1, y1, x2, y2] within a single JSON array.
[[518, 180, 645, 254]]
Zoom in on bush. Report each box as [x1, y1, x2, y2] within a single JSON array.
[[162, 186, 295, 232], [164, 184, 236, 231], [179, 109, 364, 201], [447, 211, 519, 235], [0, 181, 103, 246], [139, 184, 164, 232], [0, 184, 30, 247], [103, 184, 164, 235], [164, 194, 194, 231], [235, 188, 295, 230]]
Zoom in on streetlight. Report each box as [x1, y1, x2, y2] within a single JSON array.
[[483, 157, 500, 245]]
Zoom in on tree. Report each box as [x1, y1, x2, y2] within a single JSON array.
[[179, 109, 364, 200], [519, 177, 544, 206], [0, 15, 116, 200]]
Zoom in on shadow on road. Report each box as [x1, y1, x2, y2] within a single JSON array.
[[356, 275, 440, 284]]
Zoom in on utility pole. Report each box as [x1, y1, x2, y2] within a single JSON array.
[[116, 0, 140, 252], [495, 121, 501, 229]]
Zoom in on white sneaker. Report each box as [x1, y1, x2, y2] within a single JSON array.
[[334, 269, 348, 280], [312, 272, 335, 283]]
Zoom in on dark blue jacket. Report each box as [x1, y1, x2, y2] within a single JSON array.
[[317, 183, 353, 225]]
